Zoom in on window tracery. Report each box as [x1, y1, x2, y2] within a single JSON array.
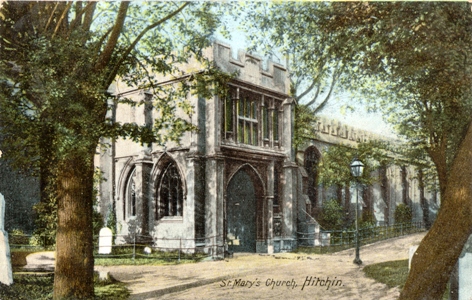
[[156, 161, 183, 220], [125, 167, 137, 219], [222, 86, 282, 148]]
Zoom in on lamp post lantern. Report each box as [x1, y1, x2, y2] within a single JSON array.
[[350, 157, 364, 265]]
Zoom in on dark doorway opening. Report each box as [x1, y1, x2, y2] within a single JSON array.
[[226, 168, 260, 252]]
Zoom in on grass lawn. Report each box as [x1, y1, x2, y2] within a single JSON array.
[[95, 256, 202, 266], [0, 273, 129, 300], [4, 248, 206, 299], [363, 259, 409, 289], [363, 259, 450, 299], [94, 249, 208, 266]]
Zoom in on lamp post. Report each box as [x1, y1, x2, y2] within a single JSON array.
[[350, 157, 364, 265]]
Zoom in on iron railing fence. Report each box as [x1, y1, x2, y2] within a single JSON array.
[[297, 222, 425, 254], [8, 234, 53, 251], [9, 222, 425, 260], [93, 234, 220, 262], [8, 233, 223, 262]]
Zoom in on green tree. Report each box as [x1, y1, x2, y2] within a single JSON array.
[[308, 2, 472, 299], [318, 199, 344, 230], [243, 2, 472, 297], [394, 204, 412, 225], [240, 2, 362, 150], [0, 2, 227, 298], [318, 140, 393, 188], [293, 104, 318, 151], [317, 141, 392, 229], [242, 2, 361, 109]]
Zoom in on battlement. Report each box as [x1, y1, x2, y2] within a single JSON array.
[[210, 42, 290, 95], [314, 116, 398, 145]]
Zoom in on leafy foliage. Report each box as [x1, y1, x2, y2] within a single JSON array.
[[31, 196, 57, 248], [240, 2, 362, 110], [361, 210, 377, 229], [240, 1, 471, 197], [293, 104, 318, 151], [394, 204, 413, 225], [0, 2, 229, 169], [0, 2, 231, 298], [318, 199, 344, 230], [318, 140, 394, 187], [313, 2, 472, 195]]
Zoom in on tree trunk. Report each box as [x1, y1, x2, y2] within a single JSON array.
[[38, 124, 58, 247], [429, 147, 449, 197], [400, 121, 472, 299], [53, 152, 95, 299]]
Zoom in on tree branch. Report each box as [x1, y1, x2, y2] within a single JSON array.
[[296, 79, 318, 102], [305, 84, 321, 107], [71, 2, 83, 29], [95, 1, 130, 72], [91, 27, 113, 64], [68, 2, 96, 34], [82, 2, 96, 33], [104, 2, 190, 87], [312, 65, 343, 114], [44, 2, 60, 33], [295, 57, 328, 103], [52, 2, 73, 39]]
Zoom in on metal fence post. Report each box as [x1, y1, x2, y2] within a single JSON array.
[[179, 238, 181, 263], [133, 233, 136, 261]]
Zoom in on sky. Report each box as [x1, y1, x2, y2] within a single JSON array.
[[215, 13, 398, 139]]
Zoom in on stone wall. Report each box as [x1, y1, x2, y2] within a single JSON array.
[[297, 116, 438, 227], [98, 42, 296, 255], [0, 158, 39, 233]]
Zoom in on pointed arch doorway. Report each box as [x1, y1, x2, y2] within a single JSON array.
[[226, 166, 264, 253]]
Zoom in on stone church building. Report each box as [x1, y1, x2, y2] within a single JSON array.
[[299, 118, 439, 229], [96, 42, 438, 256]]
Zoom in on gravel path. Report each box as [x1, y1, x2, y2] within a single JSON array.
[[94, 232, 426, 300]]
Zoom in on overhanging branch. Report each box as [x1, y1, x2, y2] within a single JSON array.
[[95, 1, 130, 72], [52, 2, 73, 39], [104, 2, 190, 87]]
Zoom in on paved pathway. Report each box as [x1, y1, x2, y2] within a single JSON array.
[[95, 232, 425, 300], [21, 251, 55, 272], [21, 232, 425, 299]]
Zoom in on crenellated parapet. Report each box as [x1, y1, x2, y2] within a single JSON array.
[[210, 42, 290, 95], [314, 116, 398, 146]]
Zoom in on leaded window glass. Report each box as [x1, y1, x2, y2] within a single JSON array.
[[125, 167, 137, 219], [156, 162, 183, 220], [222, 87, 284, 148]]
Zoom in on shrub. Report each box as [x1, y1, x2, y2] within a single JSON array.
[[93, 210, 105, 236], [394, 204, 412, 224], [318, 199, 344, 230], [8, 229, 30, 246], [360, 210, 377, 228], [32, 196, 57, 248]]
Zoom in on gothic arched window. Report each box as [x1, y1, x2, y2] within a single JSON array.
[[124, 167, 137, 219], [156, 161, 183, 220]]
